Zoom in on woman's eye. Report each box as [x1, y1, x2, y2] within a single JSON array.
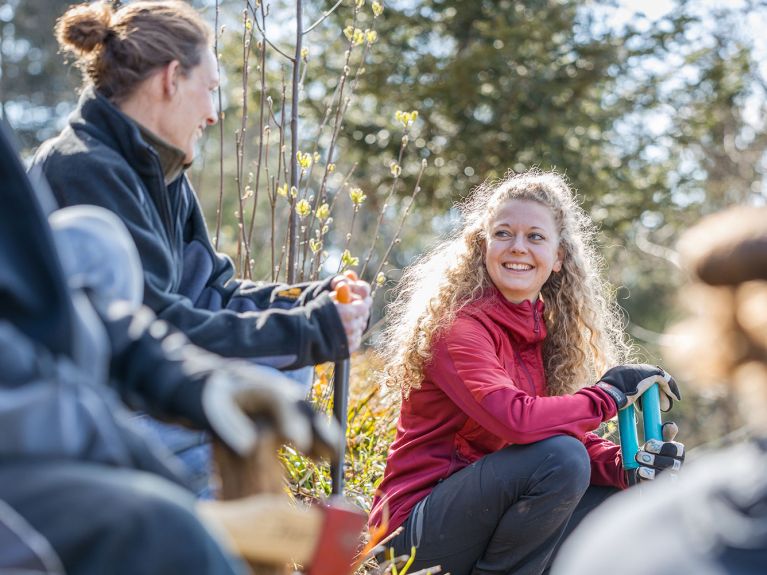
[[494, 230, 511, 238], [530, 233, 544, 241]]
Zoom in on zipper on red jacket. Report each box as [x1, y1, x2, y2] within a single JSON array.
[[533, 306, 541, 335], [513, 347, 537, 396]]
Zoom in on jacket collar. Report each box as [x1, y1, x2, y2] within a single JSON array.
[[470, 286, 547, 346], [70, 87, 157, 175]]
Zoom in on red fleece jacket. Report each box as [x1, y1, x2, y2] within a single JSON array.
[[369, 289, 626, 535]]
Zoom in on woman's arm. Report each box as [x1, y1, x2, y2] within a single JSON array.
[[428, 316, 618, 444], [34, 148, 348, 368], [581, 432, 627, 488]]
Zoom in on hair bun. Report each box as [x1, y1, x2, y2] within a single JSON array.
[[678, 206, 767, 286], [56, 2, 114, 55]]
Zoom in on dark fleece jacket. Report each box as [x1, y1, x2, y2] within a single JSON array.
[[32, 87, 348, 369]]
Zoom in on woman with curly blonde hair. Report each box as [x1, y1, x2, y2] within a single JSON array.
[[369, 170, 684, 575]]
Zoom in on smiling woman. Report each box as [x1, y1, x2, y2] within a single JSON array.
[[30, 0, 371, 498], [370, 170, 685, 575], [484, 199, 564, 303]]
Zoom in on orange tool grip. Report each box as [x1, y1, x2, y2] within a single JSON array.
[[343, 270, 358, 281], [335, 283, 352, 304]]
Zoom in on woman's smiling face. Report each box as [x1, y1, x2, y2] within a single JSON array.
[[484, 199, 564, 303]]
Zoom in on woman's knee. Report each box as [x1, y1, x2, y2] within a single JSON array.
[[534, 435, 591, 494], [489, 436, 590, 494]]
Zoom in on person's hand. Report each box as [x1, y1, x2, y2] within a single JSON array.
[[330, 272, 371, 301], [330, 272, 372, 353], [595, 363, 681, 411], [630, 421, 685, 482], [202, 363, 342, 462]]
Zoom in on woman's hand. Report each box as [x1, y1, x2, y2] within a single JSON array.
[[631, 421, 685, 482], [330, 272, 372, 353], [595, 363, 681, 411]]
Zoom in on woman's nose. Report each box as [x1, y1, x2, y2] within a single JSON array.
[[509, 236, 528, 253]]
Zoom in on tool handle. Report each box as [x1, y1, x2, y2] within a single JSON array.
[[330, 272, 355, 495], [617, 405, 640, 472], [617, 383, 663, 476], [640, 384, 663, 441]]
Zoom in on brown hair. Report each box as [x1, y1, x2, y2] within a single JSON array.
[[55, 1, 211, 101], [666, 206, 767, 427]]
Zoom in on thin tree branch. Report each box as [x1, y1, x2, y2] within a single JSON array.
[[302, 0, 345, 35]]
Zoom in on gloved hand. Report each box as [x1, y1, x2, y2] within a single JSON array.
[[201, 363, 342, 462], [630, 421, 685, 482], [595, 363, 681, 411]]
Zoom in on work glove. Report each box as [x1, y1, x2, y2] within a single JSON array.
[[595, 363, 681, 412], [202, 363, 342, 463], [629, 421, 685, 483]]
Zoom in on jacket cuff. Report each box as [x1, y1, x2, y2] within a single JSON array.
[[595, 382, 628, 410], [309, 292, 350, 362], [162, 376, 210, 430]]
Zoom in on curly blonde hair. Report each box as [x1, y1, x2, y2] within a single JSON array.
[[381, 169, 631, 399]]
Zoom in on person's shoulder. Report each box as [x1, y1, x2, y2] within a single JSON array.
[[438, 300, 496, 347], [35, 126, 132, 179], [452, 295, 500, 331]]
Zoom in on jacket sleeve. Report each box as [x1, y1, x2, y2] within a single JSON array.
[[427, 316, 618, 445], [181, 194, 335, 314], [35, 149, 348, 369], [0, 320, 186, 484], [100, 303, 211, 429], [582, 432, 627, 489]]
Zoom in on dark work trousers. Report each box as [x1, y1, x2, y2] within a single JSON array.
[[388, 435, 618, 575], [0, 459, 246, 575]]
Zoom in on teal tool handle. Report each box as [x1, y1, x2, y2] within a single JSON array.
[[618, 405, 639, 471], [641, 384, 663, 441], [617, 383, 664, 476]]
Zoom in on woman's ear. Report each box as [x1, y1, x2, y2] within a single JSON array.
[[161, 60, 182, 98], [552, 245, 565, 273]]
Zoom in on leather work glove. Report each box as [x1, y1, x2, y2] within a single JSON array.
[[630, 421, 685, 482], [202, 363, 342, 463], [596, 363, 681, 412]]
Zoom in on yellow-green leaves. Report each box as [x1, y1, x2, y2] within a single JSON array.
[[372, 1, 384, 17], [315, 203, 330, 221], [390, 162, 402, 177], [344, 26, 376, 46], [395, 109, 419, 127], [296, 199, 311, 218], [341, 249, 359, 268], [349, 187, 367, 205], [277, 183, 297, 198], [296, 151, 312, 170]]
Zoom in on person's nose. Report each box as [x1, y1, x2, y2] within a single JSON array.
[[508, 235, 528, 253], [206, 96, 218, 126]]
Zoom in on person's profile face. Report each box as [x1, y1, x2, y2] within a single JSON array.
[[165, 48, 219, 163], [484, 198, 564, 304]]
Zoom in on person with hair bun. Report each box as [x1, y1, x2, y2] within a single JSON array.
[[32, 1, 370, 495], [552, 205, 767, 575], [369, 170, 685, 575]]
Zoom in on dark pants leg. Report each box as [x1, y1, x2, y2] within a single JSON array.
[[0, 460, 245, 575], [389, 436, 603, 575]]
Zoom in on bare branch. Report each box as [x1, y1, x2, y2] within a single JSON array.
[[302, 0, 345, 35], [246, 0, 295, 62]]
